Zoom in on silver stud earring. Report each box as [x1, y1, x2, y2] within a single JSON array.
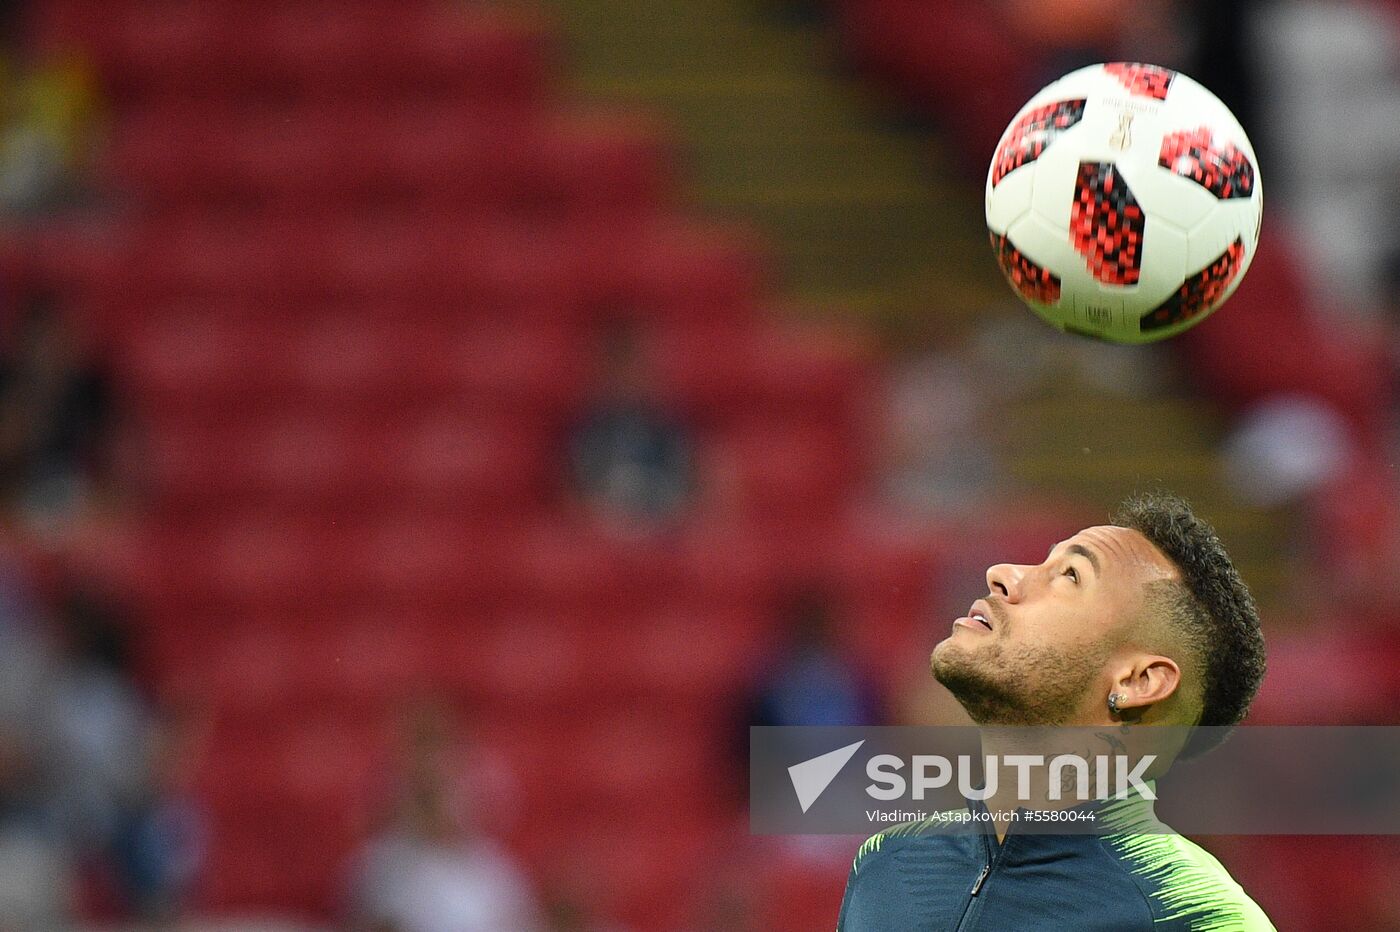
[[1108, 693, 1125, 715]]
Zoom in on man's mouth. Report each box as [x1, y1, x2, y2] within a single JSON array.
[[954, 599, 995, 632]]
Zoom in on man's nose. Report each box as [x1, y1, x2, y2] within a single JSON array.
[[986, 562, 1025, 602]]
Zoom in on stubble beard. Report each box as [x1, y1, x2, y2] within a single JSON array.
[[930, 634, 1106, 726]]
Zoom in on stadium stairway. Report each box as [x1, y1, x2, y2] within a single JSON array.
[[538, 0, 1002, 325], [537, 0, 1296, 605], [19, 0, 945, 928]]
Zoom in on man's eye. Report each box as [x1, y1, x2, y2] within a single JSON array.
[[1063, 567, 1079, 583]]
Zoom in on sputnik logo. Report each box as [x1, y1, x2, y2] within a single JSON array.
[[788, 740, 865, 813]]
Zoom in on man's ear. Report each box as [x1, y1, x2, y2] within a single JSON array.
[[1112, 655, 1182, 714]]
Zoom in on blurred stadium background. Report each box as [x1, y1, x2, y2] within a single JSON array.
[[0, 0, 1398, 928]]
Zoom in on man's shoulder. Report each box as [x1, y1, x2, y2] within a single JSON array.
[[849, 815, 966, 876], [839, 818, 983, 932], [1101, 833, 1276, 931]]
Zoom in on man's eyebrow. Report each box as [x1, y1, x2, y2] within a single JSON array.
[[1066, 543, 1101, 576]]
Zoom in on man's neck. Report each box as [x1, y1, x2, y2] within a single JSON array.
[[975, 724, 1157, 841]]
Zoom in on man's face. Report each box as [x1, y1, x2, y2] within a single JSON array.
[[930, 524, 1178, 725]]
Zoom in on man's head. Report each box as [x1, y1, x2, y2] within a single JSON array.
[[930, 492, 1265, 755]]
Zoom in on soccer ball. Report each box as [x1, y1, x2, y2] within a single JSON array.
[[985, 63, 1262, 344]]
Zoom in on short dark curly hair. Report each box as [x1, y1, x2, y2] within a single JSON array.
[[1110, 491, 1267, 757]]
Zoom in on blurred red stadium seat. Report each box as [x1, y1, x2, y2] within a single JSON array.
[[655, 320, 869, 427], [34, 1, 555, 108], [1178, 231, 1392, 436], [753, 850, 854, 932], [834, 0, 1038, 174], [566, 217, 766, 322], [200, 796, 363, 916], [711, 421, 859, 521], [620, 606, 775, 701]]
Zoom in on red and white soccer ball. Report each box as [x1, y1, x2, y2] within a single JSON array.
[[985, 62, 1262, 344]]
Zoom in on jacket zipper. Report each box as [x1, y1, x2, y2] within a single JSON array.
[[970, 864, 990, 896], [955, 817, 1005, 932], [953, 862, 992, 931]]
